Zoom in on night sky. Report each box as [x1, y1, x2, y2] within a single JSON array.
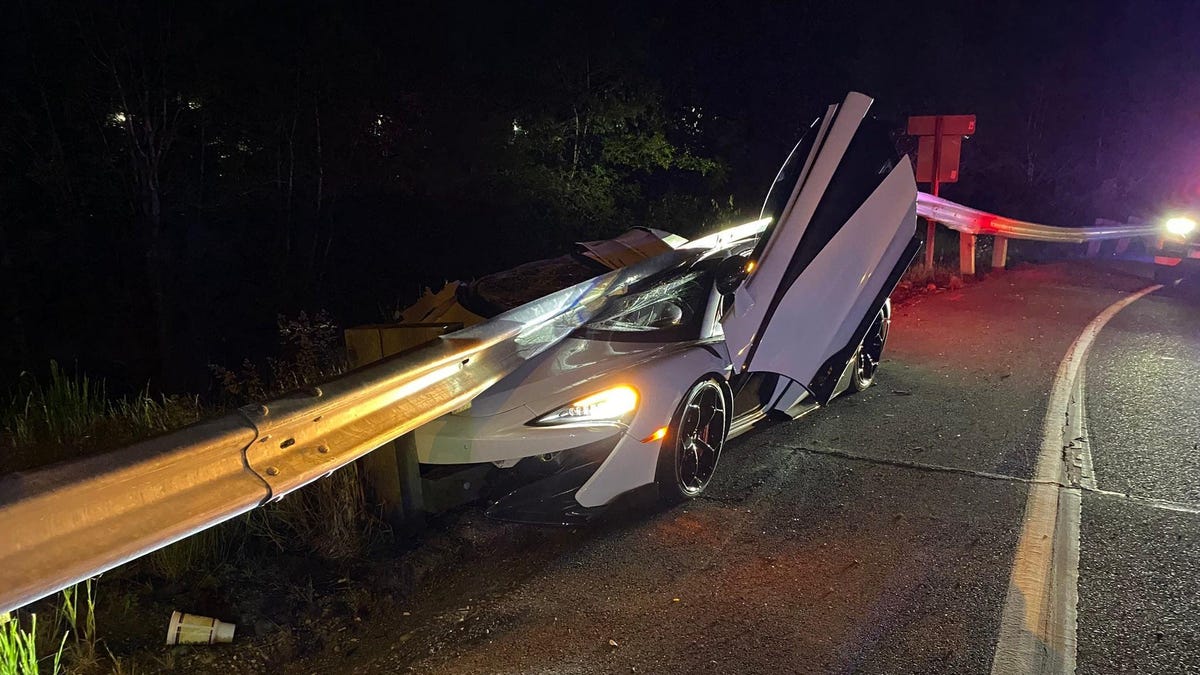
[[2, 0, 1198, 390]]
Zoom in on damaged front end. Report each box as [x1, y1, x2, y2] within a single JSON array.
[[483, 435, 621, 526]]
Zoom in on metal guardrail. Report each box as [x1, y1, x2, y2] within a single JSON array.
[[915, 192, 1161, 275], [917, 193, 1160, 243], [0, 251, 689, 615]]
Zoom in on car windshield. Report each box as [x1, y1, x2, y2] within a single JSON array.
[[574, 267, 712, 342]]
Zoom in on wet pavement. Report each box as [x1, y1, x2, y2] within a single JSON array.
[[284, 261, 1198, 674]]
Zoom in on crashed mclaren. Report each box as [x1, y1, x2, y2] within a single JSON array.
[[408, 92, 921, 524]]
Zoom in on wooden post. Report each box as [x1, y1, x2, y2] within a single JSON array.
[[924, 117, 943, 270], [925, 220, 937, 270], [991, 236, 1009, 270], [344, 322, 462, 532], [959, 232, 977, 277]]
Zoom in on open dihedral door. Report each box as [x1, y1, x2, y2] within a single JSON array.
[[721, 92, 920, 403]]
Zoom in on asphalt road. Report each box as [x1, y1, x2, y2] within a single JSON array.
[[285, 261, 1198, 674], [1079, 275, 1200, 674]]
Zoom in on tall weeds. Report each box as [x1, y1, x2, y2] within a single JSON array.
[[0, 612, 65, 675], [0, 362, 203, 473], [251, 465, 376, 561], [3, 362, 106, 450], [56, 580, 97, 669]]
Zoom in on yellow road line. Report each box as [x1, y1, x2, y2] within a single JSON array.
[[991, 284, 1161, 674]]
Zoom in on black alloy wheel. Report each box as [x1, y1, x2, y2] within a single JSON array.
[[657, 378, 728, 501], [850, 309, 889, 392]]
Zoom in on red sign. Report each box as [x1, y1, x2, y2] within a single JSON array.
[[907, 114, 975, 185], [915, 135, 962, 183], [906, 114, 976, 137]]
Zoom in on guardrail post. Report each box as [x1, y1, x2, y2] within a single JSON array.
[[991, 236, 1008, 270], [959, 232, 976, 277], [1085, 240, 1102, 258], [345, 322, 462, 532], [924, 220, 937, 269]]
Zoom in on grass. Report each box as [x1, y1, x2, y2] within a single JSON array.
[[3, 362, 107, 450], [900, 262, 963, 288], [56, 581, 97, 670], [3, 336, 371, 562], [1, 361, 204, 473], [0, 612, 65, 675], [147, 524, 241, 582], [0, 580, 108, 675], [250, 464, 376, 560]]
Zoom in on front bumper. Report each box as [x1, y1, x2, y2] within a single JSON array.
[[484, 434, 622, 526]]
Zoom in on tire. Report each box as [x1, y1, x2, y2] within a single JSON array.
[[849, 308, 889, 392], [656, 377, 729, 503]]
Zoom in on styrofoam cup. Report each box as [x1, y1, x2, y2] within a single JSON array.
[[166, 611, 236, 645]]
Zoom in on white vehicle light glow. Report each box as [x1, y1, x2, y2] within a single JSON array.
[[1165, 216, 1197, 236], [532, 385, 638, 426]]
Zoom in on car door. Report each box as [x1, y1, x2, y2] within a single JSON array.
[[720, 92, 920, 403]]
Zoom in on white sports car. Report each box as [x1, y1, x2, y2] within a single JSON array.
[[414, 92, 920, 524]]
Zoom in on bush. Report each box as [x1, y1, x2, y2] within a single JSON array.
[[210, 311, 344, 406]]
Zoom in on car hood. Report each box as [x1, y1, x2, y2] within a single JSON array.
[[456, 337, 681, 418]]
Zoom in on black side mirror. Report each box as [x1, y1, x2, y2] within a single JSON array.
[[715, 254, 751, 296]]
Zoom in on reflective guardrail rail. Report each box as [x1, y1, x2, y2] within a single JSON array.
[[917, 192, 1159, 243], [0, 250, 693, 614]]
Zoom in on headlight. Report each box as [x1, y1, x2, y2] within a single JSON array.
[[530, 385, 639, 426], [1165, 216, 1197, 237]]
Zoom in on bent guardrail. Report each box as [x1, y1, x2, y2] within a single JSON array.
[[0, 250, 691, 615], [916, 192, 1161, 274]]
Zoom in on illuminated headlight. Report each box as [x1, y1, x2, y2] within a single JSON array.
[[530, 385, 638, 426], [1165, 216, 1197, 237]]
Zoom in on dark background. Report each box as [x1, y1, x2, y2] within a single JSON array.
[[3, 0, 1198, 393]]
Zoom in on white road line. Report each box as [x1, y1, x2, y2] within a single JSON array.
[[990, 283, 1161, 675]]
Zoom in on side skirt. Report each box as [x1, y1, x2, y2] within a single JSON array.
[[727, 395, 822, 441], [728, 408, 770, 440]]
